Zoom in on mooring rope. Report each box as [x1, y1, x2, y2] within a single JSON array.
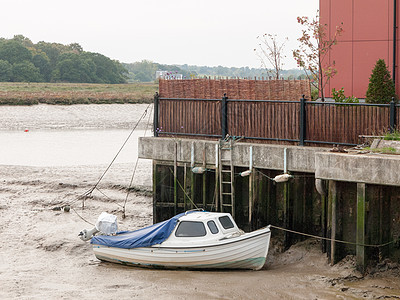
[[168, 167, 199, 210], [56, 103, 152, 211], [71, 206, 94, 226], [255, 169, 275, 181], [88, 103, 152, 196], [122, 103, 154, 217], [94, 187, 123, 208], [269, 225, 397, 248]]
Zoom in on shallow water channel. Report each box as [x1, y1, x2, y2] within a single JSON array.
[[0, 129, 148, 166], [0, 104, 152, 166]]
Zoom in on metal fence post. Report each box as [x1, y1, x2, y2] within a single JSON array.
[[221, 93, 228, 138], [299, 95, 306, 146], [390, 97, 396, 133], [154, 92, 159, 137]]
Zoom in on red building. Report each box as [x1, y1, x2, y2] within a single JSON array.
[[320, 0, 399, 99]]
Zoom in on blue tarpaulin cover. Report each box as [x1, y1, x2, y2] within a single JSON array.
[[91, 212, 188, 249]]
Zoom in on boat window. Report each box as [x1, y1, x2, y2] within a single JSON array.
[[207, 220, 219, 234], [175, 221, 206, 237], [219, 216, 234, 229]]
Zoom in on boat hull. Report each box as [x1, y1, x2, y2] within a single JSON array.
[[92, 227, 271, 270]]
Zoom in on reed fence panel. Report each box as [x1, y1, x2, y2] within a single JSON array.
[[305, 104, 391, 144], [226, 101, 300, 141], [158, 99, 221, 136], [157, 96, 399, 146]]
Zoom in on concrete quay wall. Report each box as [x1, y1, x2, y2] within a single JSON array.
[[139, 137, 324, 173], [140, 137, 400, 186], [139, 137, 400, 271], [315, 152, 400, 186]]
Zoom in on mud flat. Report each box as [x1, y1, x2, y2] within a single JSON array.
[[0, 104, 399, 299], [0, 163, 399, 299]]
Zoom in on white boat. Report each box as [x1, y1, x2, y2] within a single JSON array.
[[81, 211, 271, 270]]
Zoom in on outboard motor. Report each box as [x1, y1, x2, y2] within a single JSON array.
[[79, 212, 118, 241]]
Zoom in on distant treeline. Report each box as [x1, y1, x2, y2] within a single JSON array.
[[0, 35, 306, 84], [122, 60, 193, 82], [123, 60, 307, 82], [0, 35, 127, 84], [177, 64, 307, 80]]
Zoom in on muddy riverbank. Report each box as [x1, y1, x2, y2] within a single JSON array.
[[0, 104, 399, 299]]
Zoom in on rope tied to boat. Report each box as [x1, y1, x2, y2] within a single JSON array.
[[122, 103, 154, 218], [57, 103, 152, 212], [88, 102, 152, 197], [168, 167, 199, 210], [71, 206, 95, 226], [269, 225, 398, 248]]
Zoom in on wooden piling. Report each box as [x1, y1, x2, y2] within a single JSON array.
[[152, 161, 158, 224], [283, 181, 290, 249], [215, 144, 219, 211], [356, 182, 366, 273], [190, 171, 195, 210], [203, 173, 207, 209], [321, 192, 327, 253], [203, 143, 207, 209], [183, 163, 187, 211], [249, 170, 254, 229], [174, 143, 177, 215], [328, 180, 338, 265]]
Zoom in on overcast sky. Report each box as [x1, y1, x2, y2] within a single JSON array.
[[1, 0, 318, 69]]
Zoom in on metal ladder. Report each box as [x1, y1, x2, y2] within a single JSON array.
[[218, 138, 235, 218]]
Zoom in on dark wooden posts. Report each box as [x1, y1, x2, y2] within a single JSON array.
[[356, 183, 366, 273], [328, 180, 338, 265], [390, 98, 396, 133], [154, 92, 159, 137], [221, 93, 228, 138], [299, 95, 306, 146]]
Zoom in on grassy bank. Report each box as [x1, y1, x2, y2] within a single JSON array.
[[0, 82, 158, 105]]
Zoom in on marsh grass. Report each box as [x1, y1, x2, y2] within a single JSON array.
[[384, 130, 400, 141], [365, 146, 397, 154], [0, 82, 158, 105]]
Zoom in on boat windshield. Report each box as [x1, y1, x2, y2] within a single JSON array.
[[207, 220, 219, 234], [175, 221, 207, 237], [219, 216, 234, 229]]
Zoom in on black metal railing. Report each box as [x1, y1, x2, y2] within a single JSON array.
[[154, 93, 399, 146]]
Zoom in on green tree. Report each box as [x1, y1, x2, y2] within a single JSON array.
[[12, 61, 43, 82], [123, 60, 159, 82], [133, 71, 152, 82], [53, 53, 97, 83], [293, 12, 343, 101], [36, 42, 64, 69], [84, 52, 127, 83], [12, 35, 34, 48], [68, 43, 83, 54], [32, 52, 51, 81], [0, 36, 127, 84], [0, 59, 13, 81], [365, 59, 397, 103], [0, 40, 32, 64]]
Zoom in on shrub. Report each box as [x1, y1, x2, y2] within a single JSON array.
[[332, 87, 359, 103], [332, 87, 346, 102], [366, 59, 397, 103], [311, 88, 319, 101]]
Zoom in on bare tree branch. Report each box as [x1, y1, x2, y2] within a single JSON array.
[[254, 34, 288, 80], [292, 12, 343, 101]]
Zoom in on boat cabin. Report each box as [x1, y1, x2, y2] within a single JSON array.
[[161, 212, 243, 247]]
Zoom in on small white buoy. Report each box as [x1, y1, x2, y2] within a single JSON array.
[[192, 167, 206, 174], [240, 170, 252, 177], [273, 174, 293, 183]]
